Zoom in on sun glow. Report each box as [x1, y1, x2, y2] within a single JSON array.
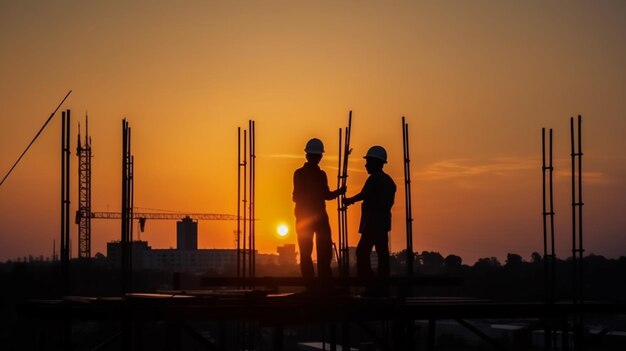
[[277, 224, 289, 237]]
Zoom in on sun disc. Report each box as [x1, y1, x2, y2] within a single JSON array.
[[277, 224, 288, 237]]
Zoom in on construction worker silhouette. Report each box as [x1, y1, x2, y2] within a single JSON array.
[[344, 146, 396, 296], [293, 138, 346, 291]]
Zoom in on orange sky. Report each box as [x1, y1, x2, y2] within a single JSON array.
[[1, 1, 626, 264]]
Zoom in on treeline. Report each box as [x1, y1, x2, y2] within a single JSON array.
[[389, 250, 626, 302], [1, 251, 625, 302]]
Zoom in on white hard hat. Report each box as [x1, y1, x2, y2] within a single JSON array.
[[304, 138, 324, 154], [364, 145, 387, 163]]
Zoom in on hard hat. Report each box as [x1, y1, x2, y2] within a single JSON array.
[[304, 138, 324, 154], [364, 145, 387, 163]]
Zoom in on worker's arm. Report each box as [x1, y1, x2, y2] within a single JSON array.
[[327, 185, 347, 200], [343, 191, 364, 206], [322, 172, 346, 200], [344, 176, 373, 206]]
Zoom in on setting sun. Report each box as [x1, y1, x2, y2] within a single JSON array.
[[277, 224, 289, 237]]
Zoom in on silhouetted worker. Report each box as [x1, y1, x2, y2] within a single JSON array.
[[344, 146, 396, 296], [293, 138, 346, 291]]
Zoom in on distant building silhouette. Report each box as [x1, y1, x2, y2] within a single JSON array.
[[145, 248, 237, 273], [106, 236, 293, 273], [277, 244, 297, 266], [176, 217, 198, 250], [107, 241, 239, 273], [107, 240, 151, 270]]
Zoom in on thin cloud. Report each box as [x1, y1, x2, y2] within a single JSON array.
[[419, 156, 609, 184], [263, 154, 341, 161], [419, 156, 539, 180], [554, 170, 609, 184], [263, 154, 364, 173], [262, 154, 302, 159]]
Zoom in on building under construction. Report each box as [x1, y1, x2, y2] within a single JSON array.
[[4, 100, 626, 350]]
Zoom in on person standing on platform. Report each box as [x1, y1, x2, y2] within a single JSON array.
[[293, 138, 346, 292], [344, 145, 396, 296]]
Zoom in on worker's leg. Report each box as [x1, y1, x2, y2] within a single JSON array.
[[374, 232, 390, 279], [315, 215, 333, 283], [356, 233, 375, 279], [296, 218, 315, 283]]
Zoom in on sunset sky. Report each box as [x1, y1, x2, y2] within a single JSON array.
[[1, 1, 625, 264]]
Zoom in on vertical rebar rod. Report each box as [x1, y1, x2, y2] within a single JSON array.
[[339, 111, 352, 278], [541, 130, 546, 242], [128, 128, 134, 292], [121, 120, 133, 294], [121, 120, 133, 350], [542, 128, 548, 299], [129, 152, 134, 292], [343, 125, 349, 274], [126, 125, 131, 292], [86, 114, 92, 258], [336, 128, 343, 270], [570, 115, 585, 349], [61, 110, 71, 295], [542, 127, 558, 350], [60, 111, 65, 288], [253, 121, 256, 278], [577, 115, 584, 304], [249, 120, 256, 280], [570, 117, 577, 305], [253, 120, 256, 278], [248, 121, 252, 279], [237, 128, 241, 278], [61, 109, 72, 351], [65, 110, 70, 288], [121, 120, 127, 294], [549, 129, 556, 302], [123, 121, 128, 294], [570, 116, 585, 305], [242, 129, 248, 280], [402, 117, 414, 281]]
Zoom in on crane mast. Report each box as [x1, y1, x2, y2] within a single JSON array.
[[76, 114, 92, 259]]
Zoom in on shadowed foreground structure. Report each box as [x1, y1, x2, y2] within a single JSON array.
[[5, 108, 625, 349], [14, 281, 626, 350]]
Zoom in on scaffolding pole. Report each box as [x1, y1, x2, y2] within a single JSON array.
[[237, 127, 242, 279], [571, 115, 585, 351], [121, 119, 134, 294], [60, 110, 72, 350], [336, 128, 343, 268], [249, 120, 256, 281], [242, 129, 248, 281], [542, 127, 557, 350], [60, 110, 71, 294], [402, 117, 414, 283], [571, 115, 584, 305], [338, 111, 352, 278], [237, 121, 256, 283]]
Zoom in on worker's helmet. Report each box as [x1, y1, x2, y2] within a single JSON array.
[[305, 138, 324, 155], [364, 145, 387, 163]]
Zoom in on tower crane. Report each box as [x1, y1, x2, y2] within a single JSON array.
[[81, 211, 238, 232], [75, 114, 238, 258]]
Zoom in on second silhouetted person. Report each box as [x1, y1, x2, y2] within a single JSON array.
[[344, 145, 396, 295]]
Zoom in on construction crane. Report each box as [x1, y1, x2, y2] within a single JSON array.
[[74, 114, 238, 258], [84, 211, 238, 232]]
